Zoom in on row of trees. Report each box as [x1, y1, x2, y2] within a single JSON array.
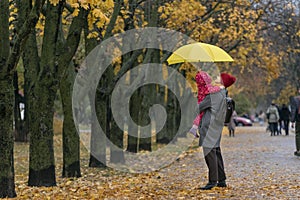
[[0, 0, 299, 198]]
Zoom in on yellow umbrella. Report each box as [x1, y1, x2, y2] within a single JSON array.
[[167, 42, 234, 65]]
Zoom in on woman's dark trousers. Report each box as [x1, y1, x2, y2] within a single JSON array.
[[203, 147, 226, 183]]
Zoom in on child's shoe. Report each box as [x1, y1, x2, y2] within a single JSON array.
[[189, 125, 199, 138]]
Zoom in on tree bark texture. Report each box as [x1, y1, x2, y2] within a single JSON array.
[[59, 8, 86, 178], [28, 2, 63, 186], [108, 69, 125, 164], [13, 0, 34, 143], [127, 91, 139, 153], [138, 87, 153, 151], [0, 79, 17, 198], [89, 82, 107, 168], [0, 0, 17, 197], [84, 30, 108, 168], [28, 82, 57, 186], [126, 60, 139, 153], [60, 66, 81, 177], [22, 31, 40, 143]]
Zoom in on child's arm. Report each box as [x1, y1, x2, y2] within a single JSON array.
[[193, 114, 201, 126], [198, 95, 211, 112], [189, 112, 201, 138], [190, 109, 204, 138]]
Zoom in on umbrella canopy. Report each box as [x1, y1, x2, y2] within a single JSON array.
[[167, 42, 234, 65]]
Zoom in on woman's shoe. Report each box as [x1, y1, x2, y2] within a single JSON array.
[[199, 182, 217, 190], [217, 180, 227, 187], [294, 151, 300, 156]]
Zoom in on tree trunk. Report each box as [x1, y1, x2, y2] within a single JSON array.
[[28, 83, 57, 186], [0, 79, 17, 198], [126, 69, 139, 153], [89, 79, 107, 168], [143, 1, 170, 146], [156, 86, 170, 144], [108, 68, 125, 164], [22, 30, 39, 143], [108, 82, 125, 163], [13, 0, 34, 143], [28, 2, 63, 186], [109, 118, 125, 164], [89, 105, 107, 168], [58, 8, 87, 177], [166, 91, 180, 143], [176, 77, 194, 138], [138, 87, 153, 151], [100, 0, 126, 163], [0, 0, 17, 197], [60, 65, 81, 177], [137, 0, 160, 150], [127, 94, 139, 153], [117, 0, 138, 153], [1, 0, 43, 194], [83, 28, 108, 167], [177, 74, 188, 138]]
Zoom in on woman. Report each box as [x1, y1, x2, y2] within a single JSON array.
[[198, 73, 236, 190]]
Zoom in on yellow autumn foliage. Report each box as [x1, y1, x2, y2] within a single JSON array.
[[42, 0, 114, 38], [159, 0, 283, 95], [275, 83, 298, 105], [49, 0, 60, 6]]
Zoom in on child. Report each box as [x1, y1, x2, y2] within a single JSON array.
[[189, 72, 236, 137], [189, 71, 221, 137]]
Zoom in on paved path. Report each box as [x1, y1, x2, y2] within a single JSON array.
[[155, 125, 300, 199], [14, 125, 300, 199]]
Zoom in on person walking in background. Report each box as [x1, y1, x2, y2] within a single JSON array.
[[220, 72, 237, 137], [227, 110, 237, 137], [290, 87, 300, 157], [280, 104, 291, 136], [258, 110, 265, 126], [276, 104, 282, 135], [266, 101, 280, 136]]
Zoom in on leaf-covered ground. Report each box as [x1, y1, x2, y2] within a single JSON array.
[[11, 124, 300, 199]]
